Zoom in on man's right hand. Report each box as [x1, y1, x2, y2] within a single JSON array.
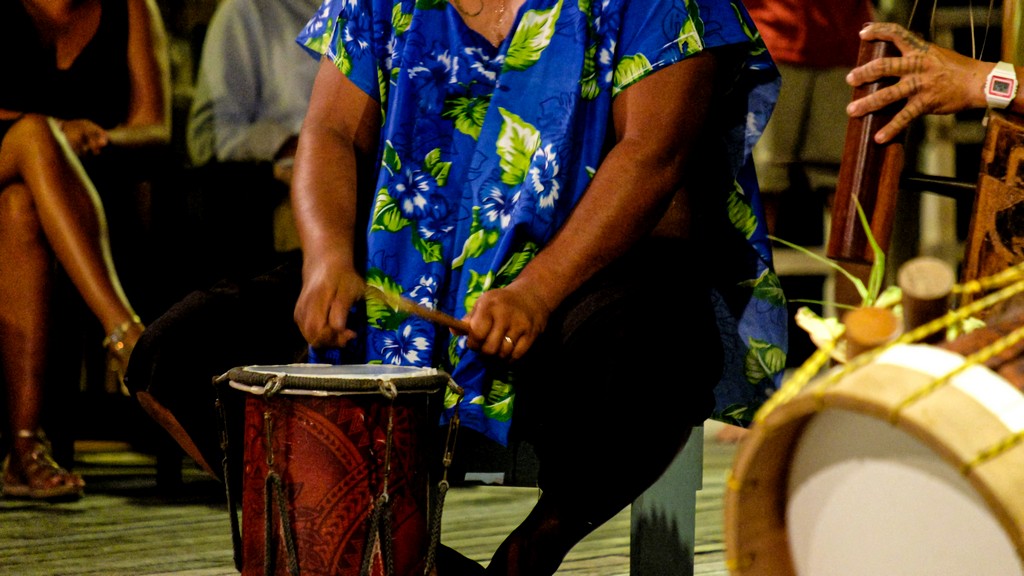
[[293, 258, 363, 349]]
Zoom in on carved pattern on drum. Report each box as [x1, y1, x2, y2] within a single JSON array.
[[240, 394, 430, 576], [962, 110, 1024, 303]]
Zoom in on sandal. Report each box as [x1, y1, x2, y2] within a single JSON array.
[[2, 430, 85, 501], [103, 315, 145, 395]]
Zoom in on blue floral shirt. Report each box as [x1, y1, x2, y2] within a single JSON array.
[[297, 0, 788, 445]]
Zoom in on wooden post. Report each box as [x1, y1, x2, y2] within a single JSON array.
[[897, 256, 955, 343], [1004, 0, 1023, 66], [826, 39, 905, 265], [842, 306, 901, 360]]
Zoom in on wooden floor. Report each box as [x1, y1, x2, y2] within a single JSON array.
[[0, 421, 738, 576]]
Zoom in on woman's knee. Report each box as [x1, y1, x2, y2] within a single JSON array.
[[0, 182, 44, 241], [5, 114, 65, 163]]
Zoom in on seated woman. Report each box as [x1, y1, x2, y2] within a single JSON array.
[[1, 0, 173, 315], [0, 0, 170, 501], [0, 115, 144, 500]]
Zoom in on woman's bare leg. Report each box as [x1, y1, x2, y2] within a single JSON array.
[[0, 115, 143, 497], [0, 181, 84, 495], [0, 182, 51, 439], [0, 115, 140, 338]]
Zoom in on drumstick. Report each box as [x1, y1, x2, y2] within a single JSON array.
[[365, 285, 472, 334]]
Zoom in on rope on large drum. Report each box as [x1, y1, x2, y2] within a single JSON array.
[[759, 260, 1024, 425]]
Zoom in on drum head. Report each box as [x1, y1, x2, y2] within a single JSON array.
[[227, 363, 451, 396], [726, 344, 1024, 576], [787, 408, 1021, 575]]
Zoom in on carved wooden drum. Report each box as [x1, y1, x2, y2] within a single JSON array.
[[725, 343, 1024, 576], [225, 363, 451, 576]]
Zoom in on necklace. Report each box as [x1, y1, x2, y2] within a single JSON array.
[[452, 0, 483, 17], [491, 2, 508, 42]]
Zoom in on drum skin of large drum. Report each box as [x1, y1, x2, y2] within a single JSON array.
[[230, 365, 448, 576], [724, 344, 1024, 576]]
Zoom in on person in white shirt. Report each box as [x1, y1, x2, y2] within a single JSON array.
[[186, 0, 320, 171], [181, 0, 320, 278]]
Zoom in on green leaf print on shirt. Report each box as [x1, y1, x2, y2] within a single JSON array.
[[371, 189, 409, 233], [733, 3, 768, 57], [496, 108, 541, 186], [505, 0, 562, 71], [580, 43, 600, 100], [392, 3, 412, 34], [743, 337, 786, 385], [495, 242, 539, 286], [365, 270, 407, 330], [612, 54, 653, 96], [483, 377, 514, 422], [462, 268, 496, 317], [726, 182, 758, 239], [370, 141, 408, 233], [677, 1, 705, 55], [425, 148, 451, 186], [452, 207, 502, 267], [739, 268, 786, 308], [444, 94, 491, 139], [332, 32, 352, 77]]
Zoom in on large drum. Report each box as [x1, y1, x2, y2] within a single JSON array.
[[725, 343, 1024, 575], [223, 364, 452, 576]]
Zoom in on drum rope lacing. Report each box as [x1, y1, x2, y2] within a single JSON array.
[[423, 376, 464, 576], [360, 378, 400, 576], [213, 383, 244, 573], [753, 262, 1024, 473], [263, 412, 301, 576]]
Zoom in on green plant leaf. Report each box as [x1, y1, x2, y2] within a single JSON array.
[[769, 235, 868, 302], [855, 199, 886, 306]]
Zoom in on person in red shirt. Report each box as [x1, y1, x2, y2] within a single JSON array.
[[744, 0, 876, 234]]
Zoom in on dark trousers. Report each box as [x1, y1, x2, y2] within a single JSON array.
[[511, 237, 721, 524]]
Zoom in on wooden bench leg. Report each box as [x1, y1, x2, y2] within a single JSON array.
[[630, 425, 703, 576]]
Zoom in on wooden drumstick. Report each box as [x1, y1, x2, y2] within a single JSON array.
[[365, 285, 472, 334]]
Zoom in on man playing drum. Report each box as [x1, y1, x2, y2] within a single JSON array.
[[287, 0, 788, 573], [128, 0, 787, 573]]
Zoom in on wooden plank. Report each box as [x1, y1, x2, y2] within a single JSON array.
[[0, 422, 739, 575]]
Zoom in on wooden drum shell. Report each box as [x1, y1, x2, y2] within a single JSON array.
[[228, 364, 449, 576]]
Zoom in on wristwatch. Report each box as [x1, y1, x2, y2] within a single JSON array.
[[985, 61, 1018, 109]]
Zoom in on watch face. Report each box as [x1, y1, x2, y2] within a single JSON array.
[[990, 76, 1015, 98]]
